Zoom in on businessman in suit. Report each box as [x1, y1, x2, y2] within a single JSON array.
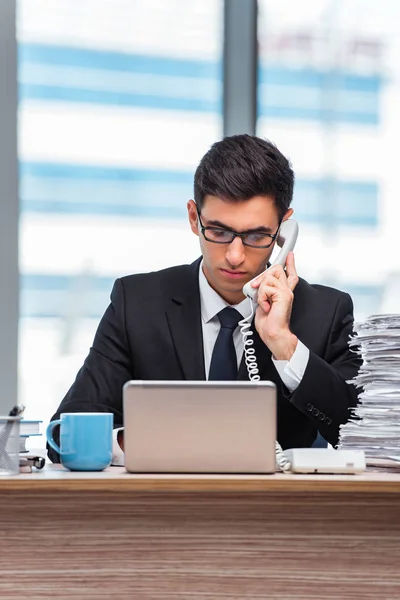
[[48, 134, 360, 464]]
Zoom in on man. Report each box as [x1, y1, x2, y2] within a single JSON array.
[[48, 134, 360, 464]]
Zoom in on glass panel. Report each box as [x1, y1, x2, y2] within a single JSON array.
[[257, 0, 399, 320], [18, 0, 223, 425]]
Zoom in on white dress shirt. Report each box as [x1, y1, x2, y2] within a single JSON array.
[[112, 263, 310, 465]]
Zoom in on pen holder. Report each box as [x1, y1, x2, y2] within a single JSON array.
[[0, 416, 21, 475]]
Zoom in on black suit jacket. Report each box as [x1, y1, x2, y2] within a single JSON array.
[[48, 258, 361, 462]]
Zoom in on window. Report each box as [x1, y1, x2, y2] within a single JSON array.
[[258, 0, 399, 320], [18, 0, 223, 423]]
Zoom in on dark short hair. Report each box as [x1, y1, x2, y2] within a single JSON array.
[[194, 134, 294, 220]]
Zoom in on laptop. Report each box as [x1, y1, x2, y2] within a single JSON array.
[[123, 380, 276, 474]]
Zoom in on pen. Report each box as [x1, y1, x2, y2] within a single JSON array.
[[8, 405, 25, 417]]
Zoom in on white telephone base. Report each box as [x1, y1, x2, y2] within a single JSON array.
[[283, 448, 366, 474]]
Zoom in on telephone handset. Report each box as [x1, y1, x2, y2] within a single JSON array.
[[242, 219, 299, 300], [238, 219, 299, 471]]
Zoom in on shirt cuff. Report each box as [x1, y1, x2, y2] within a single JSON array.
[[272, 340, 310, 393], [112, 427, 125, 466]]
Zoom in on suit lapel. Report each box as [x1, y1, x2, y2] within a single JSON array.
[[165, 259, 206, 381]]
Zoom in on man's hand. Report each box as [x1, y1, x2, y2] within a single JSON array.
[[251, 251, 299, 360]]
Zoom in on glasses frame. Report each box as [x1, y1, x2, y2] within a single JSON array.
[[196, 209, 281, 249]]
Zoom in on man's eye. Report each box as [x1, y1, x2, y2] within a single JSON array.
[[247, 234, 265, 242], [245, 233, 272, 245], [210, 229, 230, 238]]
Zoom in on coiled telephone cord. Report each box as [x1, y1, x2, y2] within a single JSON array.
[[238, 299, 292, 472]]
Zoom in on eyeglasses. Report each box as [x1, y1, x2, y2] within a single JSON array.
[[197, 210, 281, 249]]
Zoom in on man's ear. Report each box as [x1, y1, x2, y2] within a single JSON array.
[[282, 208, 294, 222], [187, 200, 199, 236]]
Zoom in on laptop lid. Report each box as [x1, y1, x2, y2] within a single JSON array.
[[123, 380, 276, 474]]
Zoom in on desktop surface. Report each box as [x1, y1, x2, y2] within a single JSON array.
[[2, 463, 400, 493]]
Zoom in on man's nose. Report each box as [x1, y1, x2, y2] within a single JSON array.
[[225, 236, 245, 266]]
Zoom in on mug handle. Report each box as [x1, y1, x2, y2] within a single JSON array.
[[46, 419, 63, 455]]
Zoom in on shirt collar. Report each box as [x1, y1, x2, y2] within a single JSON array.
[[198, 261, 253, 324]]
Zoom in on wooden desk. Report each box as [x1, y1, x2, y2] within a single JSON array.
[[1, 466, 400, 599]]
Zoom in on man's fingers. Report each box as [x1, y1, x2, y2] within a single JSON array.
[[256, 282, 293, 312], [251, 264, 286, 289], [250, 271, 266, 289], [249, 256, 298, 292], [285, 251, 299, 291], [267, 264, 287, 283]]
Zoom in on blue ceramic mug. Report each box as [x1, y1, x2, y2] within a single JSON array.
[[46, 412, 113, 471]]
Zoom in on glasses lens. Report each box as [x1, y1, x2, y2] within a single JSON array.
[[243, 233, 274, 247], [204, 228, 234, 243]]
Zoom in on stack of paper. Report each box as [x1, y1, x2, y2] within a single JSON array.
[[338, 314, 400, 463]]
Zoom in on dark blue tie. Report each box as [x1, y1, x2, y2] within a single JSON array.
[[209, 307, 242, 380]]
